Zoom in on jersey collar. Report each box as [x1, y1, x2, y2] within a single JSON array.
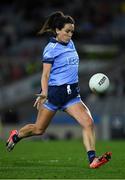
[[50, 37, 68, 46]]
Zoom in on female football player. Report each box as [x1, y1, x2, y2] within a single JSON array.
[[6, 11, 111, 168]]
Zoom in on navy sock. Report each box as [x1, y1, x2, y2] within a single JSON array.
[[12, 134, 21, 143], [87, 150, 96, 163]]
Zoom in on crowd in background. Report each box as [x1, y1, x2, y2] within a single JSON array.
[[0, 0, 125, 139], [0, 0, 125, 95]]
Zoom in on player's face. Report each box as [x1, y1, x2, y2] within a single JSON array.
[[56, 23, 74, 43]]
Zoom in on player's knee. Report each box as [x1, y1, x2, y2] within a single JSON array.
[[83, 117, 94, 130], [35, 126, 45, 135]]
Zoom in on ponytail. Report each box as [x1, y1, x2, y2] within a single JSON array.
[[38, 11, 75, 35]]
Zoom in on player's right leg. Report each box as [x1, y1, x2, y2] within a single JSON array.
[[6, 106, 56, 151], [6, 130, 19, 151]]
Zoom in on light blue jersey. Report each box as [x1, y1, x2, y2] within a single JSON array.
[[42, 37, 79, 86]]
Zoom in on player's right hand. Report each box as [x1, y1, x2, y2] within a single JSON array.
[[33, 94, 47, 110]]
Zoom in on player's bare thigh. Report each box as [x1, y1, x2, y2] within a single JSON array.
[[65, 101, 93, 128], [35, 105, 56, 130]]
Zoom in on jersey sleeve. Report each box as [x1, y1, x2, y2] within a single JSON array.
[[42, 50, 54, 64]]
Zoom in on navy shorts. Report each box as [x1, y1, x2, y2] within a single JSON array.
[[43, 83, 81, 111]]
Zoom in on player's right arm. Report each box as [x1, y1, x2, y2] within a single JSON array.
[[41, 63, 52, 97], [34, 63, 52, 110]]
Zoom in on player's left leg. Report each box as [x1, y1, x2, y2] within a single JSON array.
[[65, 101, 112, 168], [65, 101, 95, 152]]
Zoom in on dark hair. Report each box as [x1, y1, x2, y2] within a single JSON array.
[[38, 11, 75, 35]]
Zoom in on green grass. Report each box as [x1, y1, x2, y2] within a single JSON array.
[[0, 139, 125, 179]]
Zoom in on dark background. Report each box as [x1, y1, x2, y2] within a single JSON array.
[[0, 0, 125, 140]]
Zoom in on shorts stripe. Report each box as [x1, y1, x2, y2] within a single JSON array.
[[43, 97, 81, 112]]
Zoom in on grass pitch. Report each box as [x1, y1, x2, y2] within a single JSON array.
[[0, 139, 125, 179]]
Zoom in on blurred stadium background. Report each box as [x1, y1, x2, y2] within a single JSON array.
[[0, 0, 125, 141]]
